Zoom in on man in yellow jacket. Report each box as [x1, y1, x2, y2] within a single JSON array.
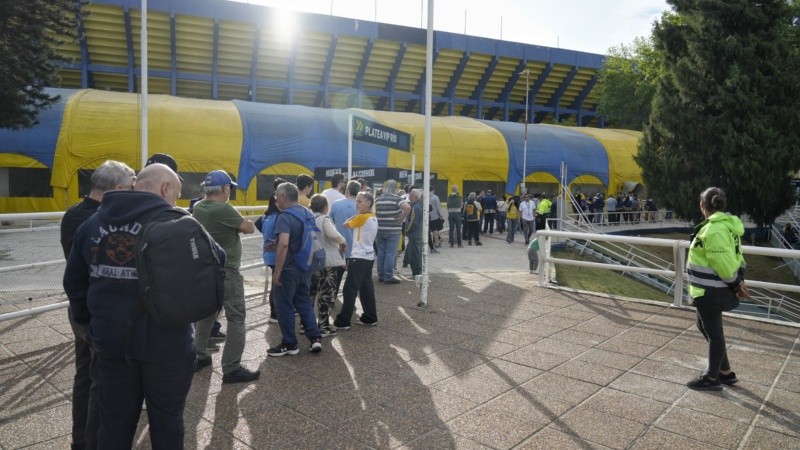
[[535, 193, 552, 231]]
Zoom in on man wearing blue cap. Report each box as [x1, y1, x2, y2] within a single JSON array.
[[192, 170, 260, 383]]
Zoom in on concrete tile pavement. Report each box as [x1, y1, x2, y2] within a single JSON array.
[[0, 232, 799, 449]]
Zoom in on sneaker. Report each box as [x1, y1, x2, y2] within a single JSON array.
[[355, 318, 378, 326], [267, 343, 300, 357], [222, 367, 260, 384], [468, 241, 473, 245], [475, 242, 483, 246], [384, 277, 401, 285], [207, 342, 220, 353], [320, 326, 338, 337], [719, 371, 739, 385], [450, 243, 454, 248], [333, 323, 351, 330], [309, 338, 322, 353], [193, 356, 212, 373], [209, 330, 226, 342], [457, 244, 463, 248], [268, 317, 278, 324], [687, 375, 723, 391]]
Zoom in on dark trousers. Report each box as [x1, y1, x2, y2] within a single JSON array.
[[482, 213, 496, 233], [466, 220, 481, 243], [448, 212, 462, 245], [69, 309, 100, 450], [335, 258, 377, 326], [694, 295, 732, 378], [407, 236, 423, 276], [95, 354, 194, 450]]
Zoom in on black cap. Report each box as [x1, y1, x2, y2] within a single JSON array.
[[145, 153, 182, 180]]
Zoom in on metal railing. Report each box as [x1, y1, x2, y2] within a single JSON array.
[[537, 229, 800, 323]]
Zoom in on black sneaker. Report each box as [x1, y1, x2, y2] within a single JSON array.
[[309, 338, 322, 353], [475, 241, 482, 246], [222, 367, 260, 384], [687, 375, 723, 391], [333, 322, 351, 330], [193, 356, 212, 373], [210, 330, 226, 342], [355, 318, 377, 326], [719, 371, 739, 385], [206, 342, 220, 353], [267, 343, 300, 357], [320, 326, 338, 337]]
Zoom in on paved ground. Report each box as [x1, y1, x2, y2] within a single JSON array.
[[1, 231, 799, 449]]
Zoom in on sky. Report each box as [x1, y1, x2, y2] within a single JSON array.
[[232, 0, 672, 55]]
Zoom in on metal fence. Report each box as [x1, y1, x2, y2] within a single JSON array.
[[537, 229, 800, 324]]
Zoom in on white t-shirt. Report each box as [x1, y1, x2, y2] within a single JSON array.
[[322, 188, 345, 206], [350, 216, 378, 260], [519, 200, 536, 221]]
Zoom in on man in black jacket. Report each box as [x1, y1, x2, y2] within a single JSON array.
[[64, 163, 194, 449], [60, 160, 135, 450]]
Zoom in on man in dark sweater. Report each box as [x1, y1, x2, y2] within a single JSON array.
[[63, 163, 194, 449], [60, 160, 135, 450]]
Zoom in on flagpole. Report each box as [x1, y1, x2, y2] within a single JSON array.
[[419, 0, 433, 308], [141, 0, 149, 168]]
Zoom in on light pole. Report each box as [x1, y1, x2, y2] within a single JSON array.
[[520, 69, 530, 195]]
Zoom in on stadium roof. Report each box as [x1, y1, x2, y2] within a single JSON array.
[[55, 0, 606, 126]]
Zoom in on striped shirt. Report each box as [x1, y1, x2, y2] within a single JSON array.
[[375, 193, 405, 235]]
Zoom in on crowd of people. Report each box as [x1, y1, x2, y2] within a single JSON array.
[[571, 191, 660, 225], [61, 156, 698, 448]]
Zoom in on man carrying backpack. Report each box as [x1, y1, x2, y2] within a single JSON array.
[[63, 164, 194, 449], [268, 182, 325, 356], [192, 170, 260, 383]]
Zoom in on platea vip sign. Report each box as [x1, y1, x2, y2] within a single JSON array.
[[352, 116, 411, 152]]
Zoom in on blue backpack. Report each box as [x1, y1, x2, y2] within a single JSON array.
[[283, 206, 326, 272]]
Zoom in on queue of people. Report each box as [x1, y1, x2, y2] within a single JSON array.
[[60, 160, 742, 450]]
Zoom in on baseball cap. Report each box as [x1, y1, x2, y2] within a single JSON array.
[[203, 170, 238, 188], [145, 153, 182, 180]]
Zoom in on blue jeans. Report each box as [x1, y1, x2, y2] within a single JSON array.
[[506, 218, 519, 242], [448, 212, 462, 245], [375, 233, 401, 281], [273, 267, 321, 346]]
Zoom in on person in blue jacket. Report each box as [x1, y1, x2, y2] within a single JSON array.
[[63, 164, 196, 449]]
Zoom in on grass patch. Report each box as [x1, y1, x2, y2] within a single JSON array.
[[553, 250, 673, 303]]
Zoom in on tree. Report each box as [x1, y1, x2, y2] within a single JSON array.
[[0, 0, 84, 130], [636, 0, 800, 226], [596, 36, 661, 131]]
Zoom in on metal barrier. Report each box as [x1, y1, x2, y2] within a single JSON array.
[[537, 229, 800, 323]]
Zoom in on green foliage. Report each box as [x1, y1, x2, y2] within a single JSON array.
[[637, 0, 800, 226], [0, 0, 85, 130], [596, 36, 662, 130]]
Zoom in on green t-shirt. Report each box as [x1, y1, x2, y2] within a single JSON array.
[[192, 200, 244, 269], [527, 237, 540, 252]]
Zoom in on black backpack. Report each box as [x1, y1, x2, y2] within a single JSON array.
[[136, 208, 226, 327]]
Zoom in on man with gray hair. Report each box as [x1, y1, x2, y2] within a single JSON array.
[[63, 163, 193, 449], [60, 159, 135, 450], [374, 179, 410, 284], [192, 170, 259, 383], [268, 182, 324, 355], [446, 184, 463, 248]]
